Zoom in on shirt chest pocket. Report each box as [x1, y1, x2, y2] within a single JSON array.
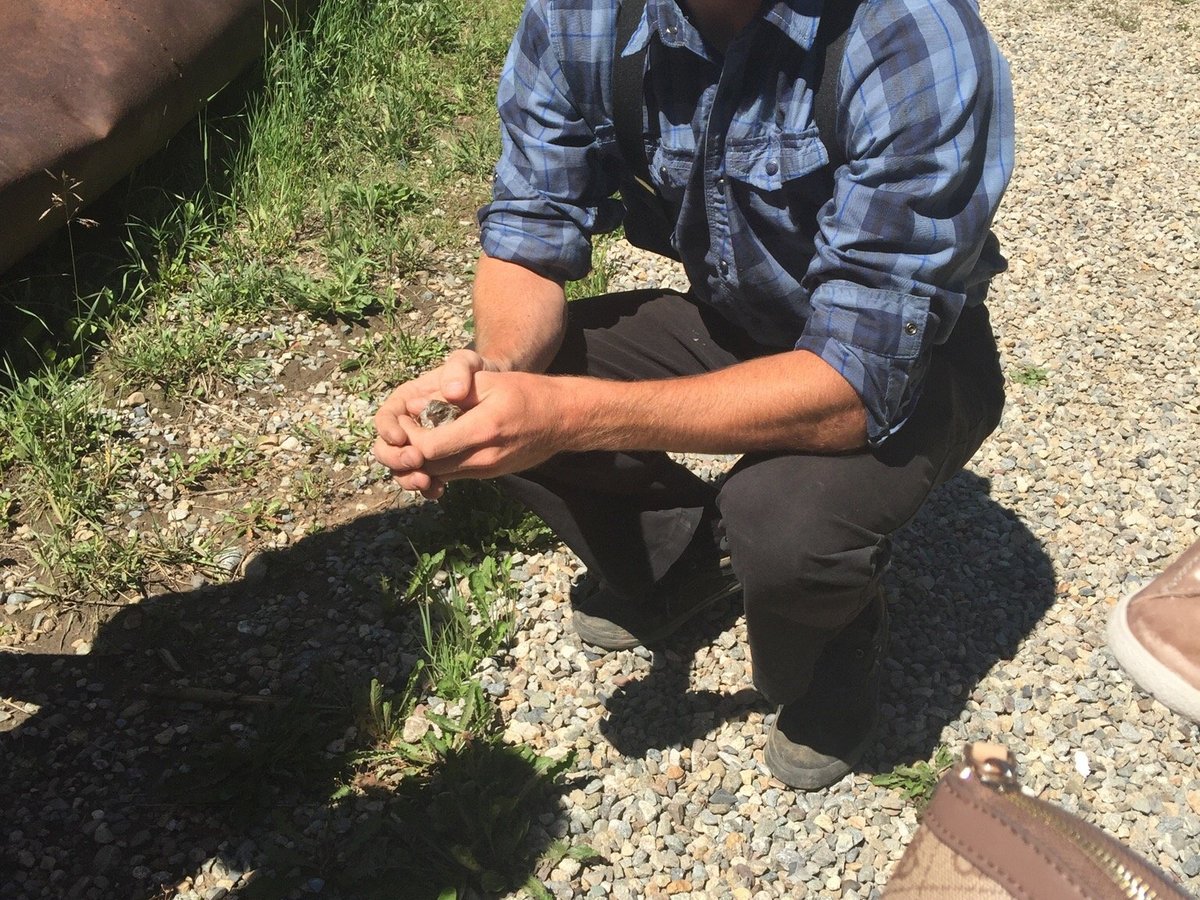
[[723, 126, 827, 191], [649, 143, 696, 207]]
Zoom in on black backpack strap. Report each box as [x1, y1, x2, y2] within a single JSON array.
[[612, 0, 679, 258], [613, 0, 654, 195], [811, 0, 866, 173]]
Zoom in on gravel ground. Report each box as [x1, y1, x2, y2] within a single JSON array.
[[3, 0, 1200, 897]]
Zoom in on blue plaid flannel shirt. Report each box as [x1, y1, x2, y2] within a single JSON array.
[[479, 0, 1015, 443]]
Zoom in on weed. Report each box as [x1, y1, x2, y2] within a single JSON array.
[[291, 469, 332, 504], [0, 490, 14, 530], [162, 696, 352, 817], [38, 171, 101, 334], [1010, 363, 1049, 387], [446, 121, 502, 182], [270, 262, 381, 322], [1086, 0, 1140, 30], [123, 196, 222, 301], [336, 179, 428, 224], [245, 739, 582, 900], [413, 480, 554, 559], [1, 369, 128, 535], [406, 550, 516, 699], [870, 745, 956, 810], [30, 527, 205, 601], [165, 441, 258, 491], [361, 675, 424, 751], [294, 421, 362, 464], [227, 497, 288, 538]]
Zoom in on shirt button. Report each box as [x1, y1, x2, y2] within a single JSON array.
[[664, 25, 677, 37], [659, 166, 668, 180], [765, 160, 779, 176], [904, 321, 918, 335], [716, 176, 726, 188], [719, 259, 730, 276]]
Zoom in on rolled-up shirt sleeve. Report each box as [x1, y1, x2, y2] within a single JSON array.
[[799, 0, 1014, 444], [479, 2, 622, 284]]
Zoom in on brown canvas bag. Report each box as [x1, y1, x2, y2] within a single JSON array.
[[884, 742, 1194, 899]]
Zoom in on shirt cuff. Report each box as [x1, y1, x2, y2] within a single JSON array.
[[479, 208, 592, 284], [796, 280, 937, 444]]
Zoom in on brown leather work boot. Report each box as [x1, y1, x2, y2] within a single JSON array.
[[1108, 540, 1200, 722], [764, 590, 888, 791]]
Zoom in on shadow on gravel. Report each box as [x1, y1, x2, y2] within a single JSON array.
[[596, 601, 770, 757], [870, 469, 1056, 772], [593, 469, 1056, 775], [0, 503, 566, 900]]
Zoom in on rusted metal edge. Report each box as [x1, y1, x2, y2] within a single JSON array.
[[0, 0, 308, 274]]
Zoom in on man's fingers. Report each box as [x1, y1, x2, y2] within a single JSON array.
[[371, 421, 427, 471], [440, 349, 487, 405], [389, 469, 446, 500], [374, 407, 412, 447]]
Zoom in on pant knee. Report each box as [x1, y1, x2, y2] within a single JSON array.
[[720, 488, 889, 630]]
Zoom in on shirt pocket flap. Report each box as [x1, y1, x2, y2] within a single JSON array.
[[649, 143, 696, 201], [724, 126, 828, 190]]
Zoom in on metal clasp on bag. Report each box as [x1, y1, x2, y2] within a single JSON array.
[[960, 742, 1020, 792]]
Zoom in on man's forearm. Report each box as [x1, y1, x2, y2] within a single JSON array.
[[544, 349, 869, 455], [472, 254, 568, 374]]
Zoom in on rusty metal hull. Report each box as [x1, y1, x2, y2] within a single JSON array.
[[0, 1, 297, 274]]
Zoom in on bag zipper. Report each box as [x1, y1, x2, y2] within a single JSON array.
[[963, 748, 1163, 900]]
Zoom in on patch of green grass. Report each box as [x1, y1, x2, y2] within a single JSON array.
[[414, 551, 515, 699], [340, 322, 451, 393], [870, 745, 956, 810], [566, 234, 615, 302], [1010, 363, 1049, 387], [0, 367, 230, 598], [1, 370, 129, 536], [105, 304, 257, 396], [30, 527, 206, 603], [164, 441, 259, 491], [445, 120, 503, 183], [123, 195, 225, 303]]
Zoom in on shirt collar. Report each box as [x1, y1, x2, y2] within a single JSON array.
[[762, 0, 821, 50], [626, 0, 821, 57]]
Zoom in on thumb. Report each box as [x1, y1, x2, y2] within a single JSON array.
[[440, 349, 487, 405]]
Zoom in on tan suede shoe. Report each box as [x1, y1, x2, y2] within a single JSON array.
[[1108, 540, 1200, 722]]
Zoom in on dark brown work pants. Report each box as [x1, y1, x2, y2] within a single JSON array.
[[498, 290, 1005, 705]]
